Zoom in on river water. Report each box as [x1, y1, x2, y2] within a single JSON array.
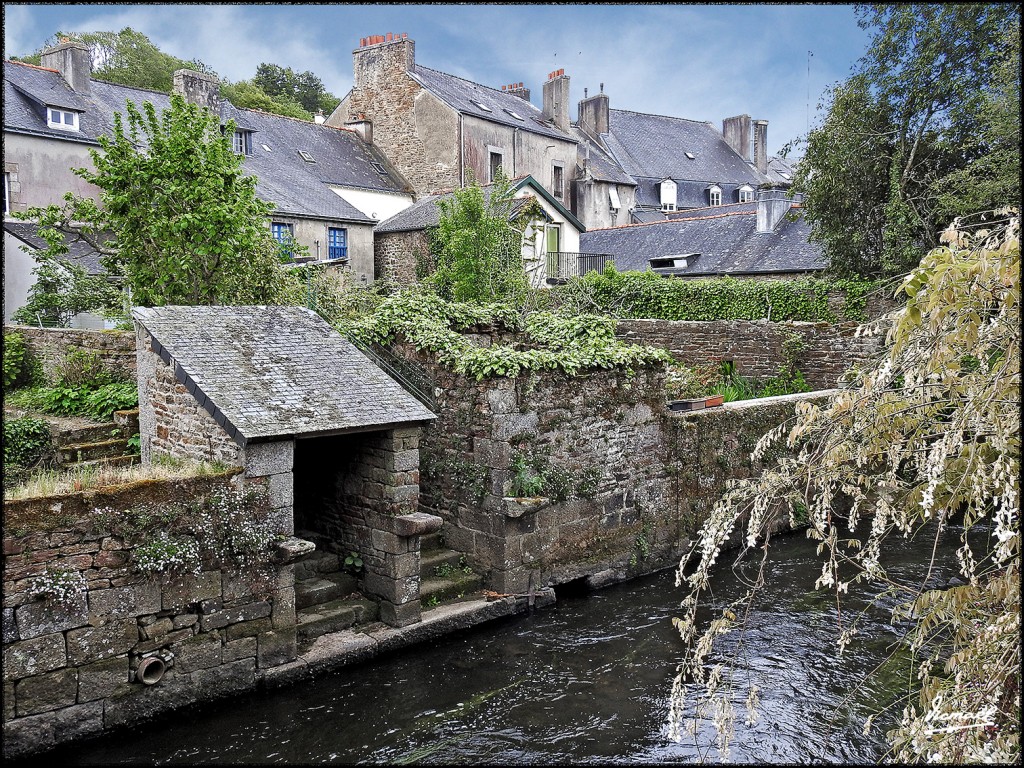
[[25, 525, 967, 765]]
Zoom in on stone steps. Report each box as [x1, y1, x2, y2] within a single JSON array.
[[296, 596, 379, 648], [57, 437, 136, 464], [295, 572, 359, 610], [420, 547, 464, 580], [420, 570, 484, 606]]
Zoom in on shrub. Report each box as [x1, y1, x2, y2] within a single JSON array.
[[2, 332, 41, 389], [2, 417, 53, 468]]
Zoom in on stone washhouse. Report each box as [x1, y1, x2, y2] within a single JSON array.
[[133, 304, 439, 627]]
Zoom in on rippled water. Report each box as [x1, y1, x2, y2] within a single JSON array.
[[24, 527, 966, 765]]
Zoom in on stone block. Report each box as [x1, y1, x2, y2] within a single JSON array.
[[15, 668, 78, 716], [139, 617, 174, 641], [173, 632, 223, 673], [494, 411, 538, 440], [379, 600, 421, 628], [172, 613, 198, 630], [160, 571, 222, 611], [371, 529, 407, 555], [222, 636, 257, 662], [2, 711, 56, 758], [15, 594, 88, 640], [268, 472, 294, 509], [2, 607, 17, 644], [389, 449, 420, 473], [391, 512, 443, 538], [486, 386, 518, 414], [474, 437, 511, 469], [67, 619, 137, 665], [271, 586, 295, 631], [244, 441, 294, 477], [54, 699, 104, 743], [102, 669, 198, 729], [77, 656, 130, 701], [3, 633, 66, 680], [191, 658, 256, 701], [133, 627, 193, 655], [267, 504, 294, 537], [257, 628, 297, 668], [224, 618, 272, 642]]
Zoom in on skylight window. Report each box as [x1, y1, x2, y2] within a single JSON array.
[[370, 161, 387, 175], [298, 150, 316, 163], [473, 102, 492, 112], [261, 143, 272, 152], [685, 152, 695, 160], [503, 108, 523, 120], [779, 172, 791, 180]]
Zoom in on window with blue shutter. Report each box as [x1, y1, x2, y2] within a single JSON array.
[[328, 227, 348, 260], [271, 222, 294, 259]]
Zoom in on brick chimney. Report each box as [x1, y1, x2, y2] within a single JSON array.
[[354, 33, 414, 89], [722, 115, 751, 163], [757, 188, 790, 233], [173, 69, 220, 113], [578, 82, 609, 138], [40, 39, 92, 93], [753, 119, 769, 175], [501, 82, 531, 102], [542, 69, 570, 132]]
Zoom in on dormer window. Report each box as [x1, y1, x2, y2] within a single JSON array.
[[708, 184, 722, 207], [609, 187, 621, 211], [233, 130, 251, 155], [47, 107, 79, 131], [737, 184, 754, 203], [660, 179, 677, 212]]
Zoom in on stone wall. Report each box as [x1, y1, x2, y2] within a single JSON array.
[[374, 229, 431, 284], [2, 470, 301, 760], [4, 324, 137, 381], [616, 318, 884, 390]]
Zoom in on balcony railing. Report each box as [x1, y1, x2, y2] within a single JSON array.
[[544, 251, 613, 282]]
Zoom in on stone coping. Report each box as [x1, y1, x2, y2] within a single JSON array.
[[260, 589, 556, 689]]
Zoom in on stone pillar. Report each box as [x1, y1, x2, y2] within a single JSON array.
[[364, 511, 442, 626], [242, 440, 295, 537]]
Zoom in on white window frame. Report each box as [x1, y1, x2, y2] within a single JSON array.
[[3, 173, 10, 216], [608, 186, 621, 211], [737, 184, 754, 204], [47, 107, 80, 131], [487, 146, 505, 183], [233, 130, 250, 155], [708, 185, 722, 207], [552, 162, 565, 199]]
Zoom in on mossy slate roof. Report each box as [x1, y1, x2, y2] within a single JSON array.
[[133, 305, 435, 444]]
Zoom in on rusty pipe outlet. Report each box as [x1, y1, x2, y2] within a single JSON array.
[[136, 655, 167, 685]]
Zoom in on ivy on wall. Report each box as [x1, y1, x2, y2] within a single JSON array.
[[340, 289, 673, 380], [551, 267, 885, 322]]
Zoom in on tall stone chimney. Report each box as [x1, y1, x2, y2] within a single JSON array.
[[578, 83, 609, 138], [757, 188, 791, 233], [542, 69, 570, 132], [173, 69, 220, 113], [40, 39, 92, 94], [722, 115, 751, 163], [753, 119, 769, 175], [354, 33, 414, 90]]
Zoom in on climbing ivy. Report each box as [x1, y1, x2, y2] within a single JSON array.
[[340, 289, 673, 380], [551, 266, 886, 322]]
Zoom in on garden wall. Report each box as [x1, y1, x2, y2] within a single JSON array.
[[4, 325, 137, 381], [615, 318, 884, 389], [1, 470, 303, 760]]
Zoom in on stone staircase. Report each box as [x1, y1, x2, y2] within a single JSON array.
[[53, 409, 140, 469], [419, 533, 484, 607]]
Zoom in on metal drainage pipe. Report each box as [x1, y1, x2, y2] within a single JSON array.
[[136, 655, 166, 685]]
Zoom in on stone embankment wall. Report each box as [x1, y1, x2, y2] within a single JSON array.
[[4, 325, 137, 381], [374, 230, 430, 284], [2, 470, 302, 760], [616, 318, 884, 390]]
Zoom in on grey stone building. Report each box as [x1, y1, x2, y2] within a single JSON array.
[[3, 40, 416, 321], [326, 33, 579, 208]]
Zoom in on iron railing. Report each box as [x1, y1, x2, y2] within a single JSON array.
[[349, 338, 438, 412], [544, 251, 613, 282]]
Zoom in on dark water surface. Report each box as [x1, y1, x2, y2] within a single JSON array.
[[24, 527, 965, 765]]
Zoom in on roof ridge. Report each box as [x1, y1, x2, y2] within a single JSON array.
[[415, 63, 544, 112], [588, 209, 758, 233], [4, 59, 60, 74], [610, 107, 712, 125]]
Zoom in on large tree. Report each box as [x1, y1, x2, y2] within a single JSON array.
[[670, 209, 1020, 763], [793, 4, 1021, 278], [19, 94, 289, 310], [252, 63, 341, 116]]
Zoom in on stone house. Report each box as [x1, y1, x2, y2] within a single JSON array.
[[3, 40, 416, 322], [373, 174, 591, 287], [580, 189, 824, 279], [326, 34, 579, 210]]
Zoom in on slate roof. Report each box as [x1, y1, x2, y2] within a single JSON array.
[[375, 175, 583, 234], [411, 65, 574, 143], [133, 305, 435, 444], [766, 155, 797, 186], [4, 220, 109, 275], [3, 60, 409, 224], [580, 206, 824, 277]]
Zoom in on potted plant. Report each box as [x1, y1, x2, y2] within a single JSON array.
[[704, 394, 725, 408]]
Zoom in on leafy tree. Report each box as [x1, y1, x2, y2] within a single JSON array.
[[252, 62, 340, 116], [18, 94, 288, 308], [12, 250, 121, 328], [793, 4, 1021, 278], [429, 173, 534, 303], [218, 79, 311, 120], [670, 210, 1020, 763]]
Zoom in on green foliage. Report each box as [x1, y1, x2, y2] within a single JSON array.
[[671, 212, 1020, 763], [791, 4, 1021, 278], [252, 62, 340, 116], [341, 288, 672, 381], [27, 565, 86, 606], [2, 417, 53, 468], [344, 551, 364, 574], [217, 79, 312, 120], [134, 531, 202, 576], [429, 173, 530, 304], [11, 250, 121, 328], [553, 266, 882, 322], [510, 453, 546, 498], [3, 332, 41, 389]]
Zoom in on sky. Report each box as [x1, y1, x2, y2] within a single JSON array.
[[2, 2, 876, 158]]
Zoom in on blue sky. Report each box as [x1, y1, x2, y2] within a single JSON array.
[[3, 3, 874, 158]]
